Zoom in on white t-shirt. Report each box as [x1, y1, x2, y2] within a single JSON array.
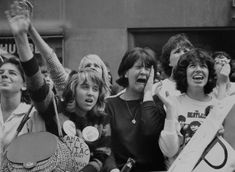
[[175, 94, 217, 145], [159, 94, 218, 167]]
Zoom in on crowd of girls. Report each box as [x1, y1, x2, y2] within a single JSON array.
[[1, 1, 235, 172]]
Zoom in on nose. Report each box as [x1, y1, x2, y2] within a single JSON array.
[[140, 66, 149, 74], [1, 72, 8, 79], [87, 87, 95, 96], [195, 65, 203, 71]]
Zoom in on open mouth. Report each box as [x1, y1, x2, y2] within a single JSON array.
[[85, 99, 93, 103], [136, 78, 147, 84], [192, 75, 204, 81]]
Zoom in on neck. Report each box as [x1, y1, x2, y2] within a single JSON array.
[[121, 88, 142, 101], [1, 93, 21, 112], [75, 107, 87, 118], [187, 88, 209, 101], [1, 93, 21, 122]]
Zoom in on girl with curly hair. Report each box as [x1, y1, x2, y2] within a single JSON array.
[[156, 48, 217, 168]]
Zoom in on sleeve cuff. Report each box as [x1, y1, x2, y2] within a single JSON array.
[[80, 164, 97, 172], [21, 57, 39, 77]]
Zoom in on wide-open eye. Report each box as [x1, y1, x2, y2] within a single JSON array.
[[92, 85, 99, 92]]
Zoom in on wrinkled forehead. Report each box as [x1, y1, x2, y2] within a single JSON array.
[[0, 62, 20, 72]]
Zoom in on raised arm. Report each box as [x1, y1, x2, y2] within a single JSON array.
[[28, 24, 69, 93], [216, 62, 231, 100], [6, 1, 53, 114], [153, 81, 181, 157], [140, 67, 166, 135]]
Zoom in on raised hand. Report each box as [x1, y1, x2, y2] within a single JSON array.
[[153, 81, 177, 119], [144, 66, 154, 94], [218, 63, 231, 83], [5, 1, 31, 36]]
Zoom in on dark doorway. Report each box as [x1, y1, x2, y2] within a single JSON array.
[[128, 27, 235, 81], [128, 27, 235, 59]]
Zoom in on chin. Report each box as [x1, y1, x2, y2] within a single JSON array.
[[135, 87, 145, 93]]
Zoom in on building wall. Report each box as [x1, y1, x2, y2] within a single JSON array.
[[0, 0, 234, 80]]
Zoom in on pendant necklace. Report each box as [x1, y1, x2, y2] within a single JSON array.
[[125, 101, 137, 124]]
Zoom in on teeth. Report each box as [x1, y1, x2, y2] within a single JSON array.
[[193, 75, 203, 80]]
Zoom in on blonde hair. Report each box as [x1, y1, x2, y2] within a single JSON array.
[[78, 54, 110, 97], [62, 68, 106, 115]]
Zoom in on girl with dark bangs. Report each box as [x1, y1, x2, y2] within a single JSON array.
[[155, 48, 218, 168], [159, 33, 194, 99], [104, 47, 166, 171]]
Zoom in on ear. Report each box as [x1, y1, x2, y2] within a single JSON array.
[[21, 83, 27, 91], [124, 71, 128, 78], [21, 86, 27, 91]]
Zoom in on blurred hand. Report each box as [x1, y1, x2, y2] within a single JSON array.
[[5, 1, 31, 35], [144, 66, 154, 94], [217, 61, 231, 84], [153, 81, 177, 119]]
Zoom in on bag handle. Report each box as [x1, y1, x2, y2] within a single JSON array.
[[3, 104, 34, 155], [52, 95, 63, 138], [16, 104, 34, 137]]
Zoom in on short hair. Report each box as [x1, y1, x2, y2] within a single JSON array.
[[0, 57, 31, 103], [173, 48, 216, 94], [212, 51, 231, 60], [189, 121, 201, 127], [0, 57, 25, 82], [116, 47, 157, 88], [78, 54, 110, 97], [161, 33, 194, 77], [178, 115, 186, 122], [62, 68, 106, 116], [212, 51, 233, 80]]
